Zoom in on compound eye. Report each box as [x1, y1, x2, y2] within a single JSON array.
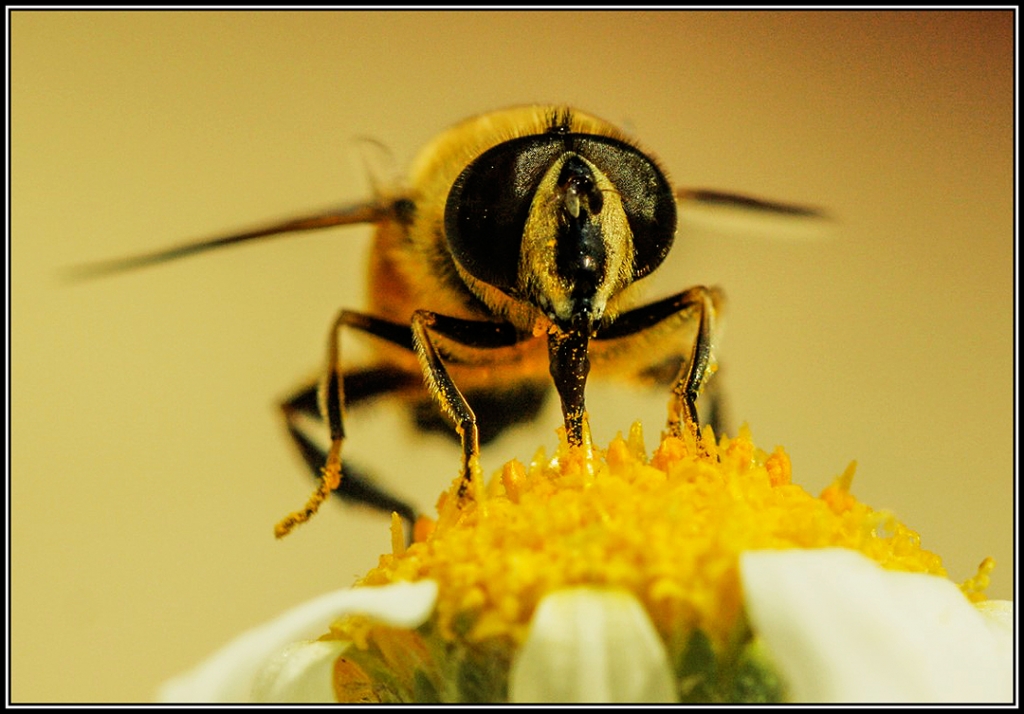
[[445, 136, 564, 294], [573, 137, 677, 280], [445, 133, 677, 294]]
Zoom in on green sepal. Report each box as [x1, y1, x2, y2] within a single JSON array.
[[673, 624, 786, 703]]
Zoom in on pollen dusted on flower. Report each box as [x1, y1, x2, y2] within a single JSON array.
[[322, 422, 982, 703]]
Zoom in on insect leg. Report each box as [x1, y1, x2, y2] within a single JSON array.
[[409, 311, 523, 502], [697, 367, 729, 437], [279, 366, 422, 527], [412, 381, 550, 445], [275, 310, 419, 538], [595, 286, 719, 441]]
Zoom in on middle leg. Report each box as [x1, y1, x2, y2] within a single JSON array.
[[275, 310, 420, 537], [279, 365, 422, 530]]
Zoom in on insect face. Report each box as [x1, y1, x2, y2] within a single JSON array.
[[443, 128, 677, 333]]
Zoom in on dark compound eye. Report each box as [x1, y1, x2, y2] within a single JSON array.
[[444, 133, 677, 295], [444, 136, 563, 294], [572, 136, 677, 280]]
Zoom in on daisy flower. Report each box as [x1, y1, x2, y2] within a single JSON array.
[[158, 422, 1013, 704]]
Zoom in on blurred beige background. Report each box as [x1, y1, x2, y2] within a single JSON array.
[[11, 10, 1014, 703]]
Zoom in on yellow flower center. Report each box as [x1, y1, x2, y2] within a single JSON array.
[[339, 422, 960, 656]]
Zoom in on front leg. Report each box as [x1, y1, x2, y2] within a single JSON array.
[[410, 311, 524, 502], [595, 285, 720, 441]]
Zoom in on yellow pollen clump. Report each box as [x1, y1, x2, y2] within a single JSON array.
[[960, 556, 997, 603], [340, 422, 954, 654]]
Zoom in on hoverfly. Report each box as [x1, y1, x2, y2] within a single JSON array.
[[71, 105, 820, 538]]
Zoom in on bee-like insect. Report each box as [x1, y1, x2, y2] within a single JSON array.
[[72, 105, 819, 537]]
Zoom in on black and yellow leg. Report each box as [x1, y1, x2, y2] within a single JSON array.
[[275, 310, 418, 538], [278, 366, 421, 534], [277, 309, 524, 535], [410, 311, 523, 502], [594, 285, 717, 441]]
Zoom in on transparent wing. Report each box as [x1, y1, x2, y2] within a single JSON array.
[[62, 200, 395, 281], [675, 187, 833, 243]]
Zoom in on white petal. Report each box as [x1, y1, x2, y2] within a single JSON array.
[[740, 548, 1013, 703], [251, 640, 348, 702], [973, 599, 1015, 683], [509, 588, 676, 703], [974, 598, 1014, 640], [156, 579, 438, 703]]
